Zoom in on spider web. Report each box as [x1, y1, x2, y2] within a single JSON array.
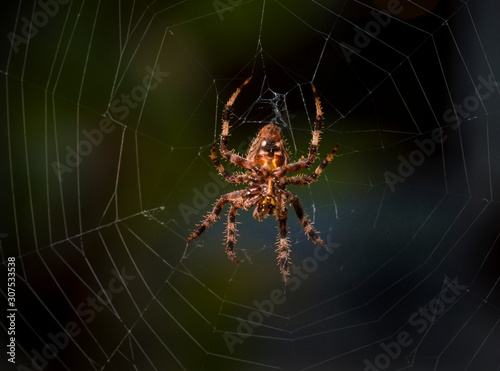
[[1, 0, 500, 370]]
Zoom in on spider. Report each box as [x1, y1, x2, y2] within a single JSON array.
[[187, 77, 338, 283]]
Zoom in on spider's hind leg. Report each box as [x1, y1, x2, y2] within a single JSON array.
[[188, 198, 227, 243], [276, 208, 291, 283], [291, 196, 326, 246], [226, 205, 240, 263], [187, 190, 244, 244]]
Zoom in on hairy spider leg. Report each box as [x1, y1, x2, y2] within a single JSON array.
[[307, 84, 324, 165], [187, 190, 244, 243], [219, 77, 255, 170], [289, 194, 326, 246], [276, 208, 291, 283], [286, 143, 339, 185], [211, 143, 249, 183], [278, 84, 324, 176], [226, 204, 240, 263], [187, 79, 336, 282]]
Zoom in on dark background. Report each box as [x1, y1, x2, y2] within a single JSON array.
[[1, 0, 499, 370]]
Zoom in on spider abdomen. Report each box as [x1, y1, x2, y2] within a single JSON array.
[[247, 123, 289, 171]]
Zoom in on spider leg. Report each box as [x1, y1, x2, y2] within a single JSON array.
[[275, 207, 291, 283], [187, 190, 243, 243], [211, 143, 249, 183], [277, 84, 325, 176], [220, 77, 256, 170], [286, 143, 339, 185], [226, 204, 240, 263], [290, 195, 326, 246]]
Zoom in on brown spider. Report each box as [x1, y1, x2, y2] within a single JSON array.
[[187, 77, 338, 283]]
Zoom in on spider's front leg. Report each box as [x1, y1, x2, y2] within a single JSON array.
[[211, 143, 249, 184], [276, 84, 325, 177], [276, 207, 291, 283], [219, 77, 256, 170], [286, 143, 339, 185]]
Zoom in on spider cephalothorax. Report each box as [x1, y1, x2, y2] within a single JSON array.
[[187, 77, 338, 283]]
